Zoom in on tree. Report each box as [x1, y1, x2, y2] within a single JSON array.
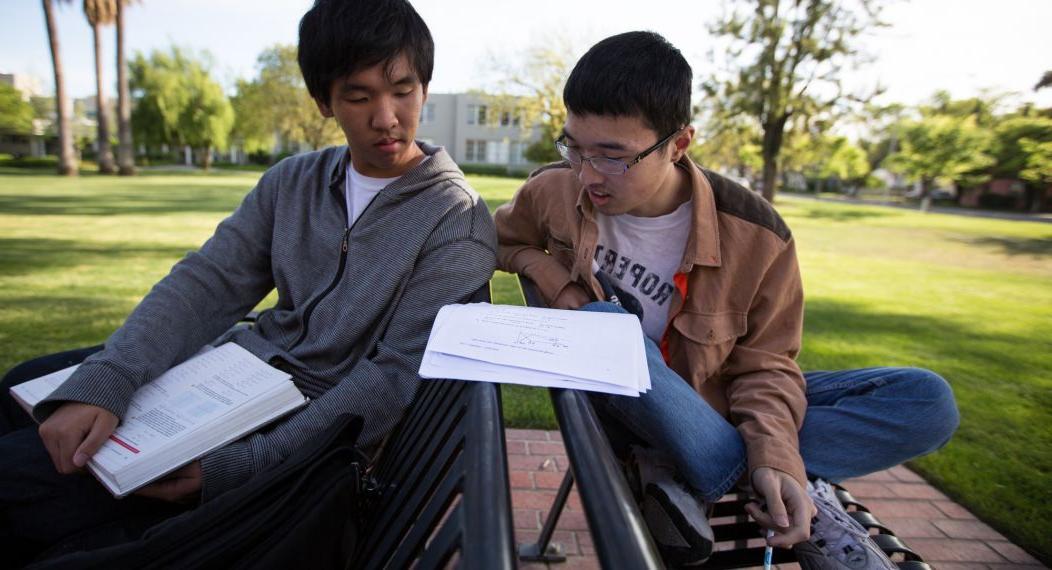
[[130, 47, 234, 170], [41, 0, 77, 175], [1035, 70, 1052, 91], [115, 0, 136, 175], [888, 115, 994, 211], [690, 118, 762, 181], [0, 84, 35, 134], [703, 0, 884, 202], [84, 0, 117, 173], [994, 116, 1052, 211], [231, 45, 342, 156], [485, 39, 573, 164]]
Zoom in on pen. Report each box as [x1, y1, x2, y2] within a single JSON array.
[[763, 529, 774, 570]]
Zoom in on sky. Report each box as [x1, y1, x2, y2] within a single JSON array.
[[2, 0, 1051, 111]]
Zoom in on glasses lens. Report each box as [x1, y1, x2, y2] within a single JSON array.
[[555, 141, 579, 164], [591, 157, 626, 175]]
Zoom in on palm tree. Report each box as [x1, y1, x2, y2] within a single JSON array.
[[84, 0, 117, 174], [41, 0, 77, 176], [115, 0, 136, 175]]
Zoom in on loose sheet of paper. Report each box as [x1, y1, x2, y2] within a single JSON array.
[[420, 303, 650, 396]]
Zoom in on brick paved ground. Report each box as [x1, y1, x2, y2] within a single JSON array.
[[506, 429, 1046, 570]]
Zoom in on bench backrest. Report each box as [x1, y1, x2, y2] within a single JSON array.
[[354, 284, 516, 570]]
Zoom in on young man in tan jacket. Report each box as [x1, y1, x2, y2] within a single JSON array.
[[494, 31, 958, 569]]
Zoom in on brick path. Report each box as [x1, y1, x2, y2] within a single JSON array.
[[506, 429, 1046, 569]]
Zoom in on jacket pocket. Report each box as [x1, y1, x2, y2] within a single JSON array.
[[669, 311, 748, 384], [672, 311, 747, 345], [546, 235, 577, 268]]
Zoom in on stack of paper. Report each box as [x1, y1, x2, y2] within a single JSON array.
[[420, 303, 651, 396]]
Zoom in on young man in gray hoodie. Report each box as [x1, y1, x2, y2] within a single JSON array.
[[0, 0, 496, 562]]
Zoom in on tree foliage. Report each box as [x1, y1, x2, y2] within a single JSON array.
[[231, 44, 342, 155], [129, 47, 233, 168], [888, 115, 994, 209], [702, 0, 884, 202], [690, 119, 762, 179], [0, 84, 35, 134], [485, 39, 573, 164]]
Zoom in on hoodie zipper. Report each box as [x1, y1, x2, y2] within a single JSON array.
[[289, 228, 350, 351], [288, 180, 389, 351]]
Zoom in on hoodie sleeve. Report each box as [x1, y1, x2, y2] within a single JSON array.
[[198, 190, 498, 501], [32, 167, 281, 423]]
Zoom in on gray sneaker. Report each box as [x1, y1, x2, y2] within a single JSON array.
[[794, 479, 898, 570], [629, 446, 714, 567]]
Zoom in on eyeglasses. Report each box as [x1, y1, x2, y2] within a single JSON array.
[[554, 128, 682, 175]]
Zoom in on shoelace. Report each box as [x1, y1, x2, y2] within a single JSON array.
[[808, 481, 872, 562]]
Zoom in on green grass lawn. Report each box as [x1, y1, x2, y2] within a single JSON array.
[[0, 168, 1049, 561]]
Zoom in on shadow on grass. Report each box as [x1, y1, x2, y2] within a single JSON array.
[[0, 186, 246, 216], [956, 236, 1052, 258], [0, 294, 122, 374], [0, 237, 193, 276]]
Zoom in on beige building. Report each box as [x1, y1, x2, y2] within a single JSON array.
[[416, 93, 543, 170]]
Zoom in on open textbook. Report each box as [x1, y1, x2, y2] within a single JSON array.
[[420, 303, 651, 396], [11, 342, 307, 498]]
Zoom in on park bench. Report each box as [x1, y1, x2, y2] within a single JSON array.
[[516, 275, 934, 569], [349, 281, 517, 569]]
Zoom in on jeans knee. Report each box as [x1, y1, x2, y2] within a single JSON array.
[[580, 301, 627, 314], [905, 368, 960, 451]]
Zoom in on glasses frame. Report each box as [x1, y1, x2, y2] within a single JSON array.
[[554, 127, 683, 176]]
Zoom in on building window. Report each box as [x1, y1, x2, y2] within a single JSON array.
[[419, 103, 435, 125], [510, 142, 528, 165], [465, 139, 488, 162], [467, 104, 488, 125]]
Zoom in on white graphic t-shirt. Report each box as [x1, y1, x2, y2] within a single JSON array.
[[593, 200, 693, 341]]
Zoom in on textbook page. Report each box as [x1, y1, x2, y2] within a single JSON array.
[[9, 345, 215, 414], [88, 343, 299, 495]]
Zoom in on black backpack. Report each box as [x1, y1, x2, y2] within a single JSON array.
[[31, 414, 365, 570]]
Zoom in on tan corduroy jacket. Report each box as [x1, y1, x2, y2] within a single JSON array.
[[494, 157, 808, 487]]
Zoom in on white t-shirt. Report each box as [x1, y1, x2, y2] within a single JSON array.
[[344, 155, 430, 226], [593, 200, 693, 341]]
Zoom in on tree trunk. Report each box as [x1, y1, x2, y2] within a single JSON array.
[[919, 178, 932, 212], [201, 146, 213, 171], [115, 1, 135, 175], [760, 116, 788, 203], [92, 20, 115, 174], [42, 0, 76, 176]]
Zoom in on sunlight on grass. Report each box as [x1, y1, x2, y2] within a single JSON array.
[[1, 171, 1049, 559]]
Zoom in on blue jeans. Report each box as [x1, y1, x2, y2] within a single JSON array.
[[582, 302, 960, 502], [0, 346, 188, 566]]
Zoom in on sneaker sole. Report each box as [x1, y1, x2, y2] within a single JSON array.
[[644, 482, 713, 566]]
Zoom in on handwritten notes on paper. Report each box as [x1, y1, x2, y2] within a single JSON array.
[[420, 304, 651, 396]]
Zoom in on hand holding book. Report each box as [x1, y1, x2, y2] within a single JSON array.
[[13, 343, 307, 498], [38, 402, 119, 475]]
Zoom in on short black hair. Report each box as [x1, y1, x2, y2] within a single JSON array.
[[564, 31, 692, 137], [298, 0, 434, 103]]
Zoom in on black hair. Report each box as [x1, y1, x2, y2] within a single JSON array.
[[563, 31, 692, 138], [298, 0, 434, 103]]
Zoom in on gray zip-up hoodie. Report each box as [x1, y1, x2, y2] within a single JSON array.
[[34, 143, 498, 501]]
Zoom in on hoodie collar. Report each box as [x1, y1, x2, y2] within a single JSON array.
[[327, 141, 462, 199]]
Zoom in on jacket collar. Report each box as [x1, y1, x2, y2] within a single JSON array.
[[574, 155, 722, 271]]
